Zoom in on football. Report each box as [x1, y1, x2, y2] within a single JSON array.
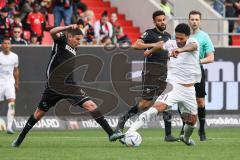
[[124, 131, 142, 147]]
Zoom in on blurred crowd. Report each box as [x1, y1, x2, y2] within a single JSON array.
[[213, 0, 240, 33], [0, 0, 131, 45]]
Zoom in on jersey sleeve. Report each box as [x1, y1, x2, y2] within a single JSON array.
[[163, 40, 177, 52], [139, 30, 152, 43], [204, 34, 215, 54], [54, 32, 67, 45]]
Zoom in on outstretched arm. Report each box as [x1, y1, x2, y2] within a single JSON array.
[[143, 41, 164, 57], [50, 24, 78, 40], [132, 39, 157, 50], [170, 43, 198, 57]]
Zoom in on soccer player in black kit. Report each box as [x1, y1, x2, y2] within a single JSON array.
[[115, 10, 178, 142], [12, 24, 123, 147]]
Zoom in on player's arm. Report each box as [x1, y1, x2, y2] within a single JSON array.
[[13, 67, 19, 90], [170, 42, 198, 57], [132, 39, 157, 50], [50, 24, 78, 40], [200, 53, 214, 64], [143, 41, 164, 57], [200, 35, 215, 64]]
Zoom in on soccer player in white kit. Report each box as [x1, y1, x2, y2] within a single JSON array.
[[0, 37, 19, 134], [125, 23, 201, 146]]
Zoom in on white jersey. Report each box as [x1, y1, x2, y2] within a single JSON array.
[[163, 38, 201, 84], [0, 51, 19, 85]]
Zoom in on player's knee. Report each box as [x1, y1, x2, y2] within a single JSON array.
[[182, 113, 197, 126], [197, 98, 205, 107], [34, 109, 45, 120], [153, 102, 167, 112], [139, 99, 152, 109], [82, 100, 97, 112]]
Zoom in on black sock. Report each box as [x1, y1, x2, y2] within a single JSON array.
[[178, 106, 185, 135], [19, 114, 38, 138], [121, 103, 139, 122], [198, 107, 206, 134], [91, 110, 114, 136], [163, 111, 172, 136]]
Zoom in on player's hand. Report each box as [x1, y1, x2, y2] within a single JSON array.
[[144, 49, 152, 57], [170, 48, 182, 58], [68, 24, 78, 29]]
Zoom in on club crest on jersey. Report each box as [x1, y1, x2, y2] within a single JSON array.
[[65, 45, 76, 55]]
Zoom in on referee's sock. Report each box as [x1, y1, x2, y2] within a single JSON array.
[[198, 107, 206, 134], [116, 103, 139, 131], [91, 110, 114, 136]]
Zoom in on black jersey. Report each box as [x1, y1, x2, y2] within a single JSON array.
[[140, 28, 171, 63], [46, 33, 76, 84]]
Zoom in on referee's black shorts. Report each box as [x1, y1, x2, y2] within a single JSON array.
[[141, 62, 167, 100], [195, 65, 206, 98], [38, 85, 91, 112]]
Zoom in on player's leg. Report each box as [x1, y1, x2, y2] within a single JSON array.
[[197, 97, 206, 141], [12, 88, 59, 147], [127, 102, 168, 133], [5, 84, 17, 134], [178, 84, 198, 146], [12, 108, 46, 147], [6, 99, 15, 134], [81, 100, 123, 141], [115, 99, 152, 132], [179, 112, 197, 146], [127, 83, 176, 133], [195, 66, 207, 141]]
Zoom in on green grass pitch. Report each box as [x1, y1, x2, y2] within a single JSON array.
[[1, 128, 240, 160]]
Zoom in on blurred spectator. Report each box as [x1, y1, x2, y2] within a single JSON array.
[[72, 0, 87, 24], [10, 14, 23, 37], [101, 36, 112, 45], [29, 32, 39, 45], [20, 0, 34, 30], [160, 0, 173, 15], [41, 0, 52, 13], [81, 10, 96, 44], [0, 7, 12, 43], [53, 0, 73, 26], [11, 26, 28, 45], [225, 0, 236, 45], [84, 10, 95, 26], [94, 11, 113, 43], [110, 13, 120, 43], [234, 0, 240, 32], [27, 3, 45, 44], [213, 0, 225, 16], [115, 26, 131, 46], [6, 0, 20, 19]]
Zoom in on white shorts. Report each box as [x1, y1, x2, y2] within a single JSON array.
[[156, 83, 197, 115], [0, 84, 16, 101]]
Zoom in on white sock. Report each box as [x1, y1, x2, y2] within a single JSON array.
[[184, 124, 195, 142], [7, 102, 15, 131], [128, 107, 158, 132]]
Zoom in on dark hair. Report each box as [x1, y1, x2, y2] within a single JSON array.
[[2, 36, 11, 42], [189, 10, 202, 19], [152, 10, 165, 20], [67, 28, 83, 36], [101, 11, 108, 17], [175, 23, 191, 36]]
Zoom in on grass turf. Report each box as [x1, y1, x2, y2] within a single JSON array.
[[1, 128, 240, 160]]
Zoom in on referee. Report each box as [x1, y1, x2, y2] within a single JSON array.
[[180, 10, 215, 141], [12, 24, 123, 147], [115, 10, 178, 142]]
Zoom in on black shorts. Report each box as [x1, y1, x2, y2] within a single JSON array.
[[142, 62, 167, 100], [195, 65, 206, 98], [38, 85, 91, 112]]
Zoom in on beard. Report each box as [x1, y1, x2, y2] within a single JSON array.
[[156, 24, 166, 31]]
